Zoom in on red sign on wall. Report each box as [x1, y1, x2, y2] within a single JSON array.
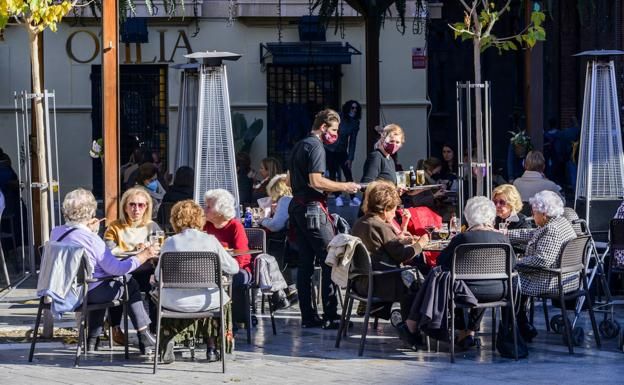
[[412, 47, 427, 69]]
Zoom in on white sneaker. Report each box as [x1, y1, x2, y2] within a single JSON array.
[[350, 197, 362, 207], [335, 196, 344, 207]]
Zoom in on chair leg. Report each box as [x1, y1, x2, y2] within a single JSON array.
[[245, 287, 252, 344], [75, 311, 87, 367], [335, 295, 350, 348], [372, 317, 379, 330], [0, 246, 10, 286], [220, 312, 226, 373], [28, 298, 45, 362], [510, 305, 519, 360], [560, 295, 574, 354], [450, 298, 455, 363], [358, 301, 371, 357], [107, 310, 113, 350], [542, 299, 550, 332], [123, 303, 129, 360], [491, 307, 497, 351], [343, 295, 355, 338], [585, 291, 602, 349], [268, 296, 277, 336], [153, 303, 162, 374]]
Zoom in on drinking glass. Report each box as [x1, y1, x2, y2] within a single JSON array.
[[416, 170, 426, 186], [155, 230, 165, 246], [499, 222, 509, 233], [148, 234, 159, 247], [424, 225, 436, 240], [396, 172, 406, 188], [438, 224, 449, 240]]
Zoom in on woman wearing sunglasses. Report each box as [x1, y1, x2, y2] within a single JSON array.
[[104, 187, 163, 346], [491, 184, 532, 230]]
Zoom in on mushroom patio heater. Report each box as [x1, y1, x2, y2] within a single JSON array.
[[174, 51, 242, 208], [574, 50, 624, 239]]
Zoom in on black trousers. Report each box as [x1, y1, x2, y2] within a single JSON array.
[[232, 269, 252, 324], [455, 281, 506, 331], [326, 151, 354, 199], [87, 277, 150, 339], [289, 200, 338, 322]]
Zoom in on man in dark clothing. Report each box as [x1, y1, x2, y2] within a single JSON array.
[[288, 109, 360, 329]]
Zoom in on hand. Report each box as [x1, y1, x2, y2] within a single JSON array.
[[397, 187, 407, 196], [398, 234, 415, 245], [343, 182, 360, 194], [344, 160, 352, 169], [135, 242, 147, 251], [433, 188, 446, 199], [400, 208, 411, 222], [86, 217, 105, 234], [416, 234, 430, 247]]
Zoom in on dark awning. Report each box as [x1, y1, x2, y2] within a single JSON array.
[[260, 42, 361, 65]]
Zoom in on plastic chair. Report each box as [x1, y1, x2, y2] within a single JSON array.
[[449, 243, 517, 362], [29, 242, 129, 366], [152, 251, 226, 374], [527, 235, 601, 354], [334, 242, 416, 356]]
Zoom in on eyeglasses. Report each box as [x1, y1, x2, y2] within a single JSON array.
[[128, 202, 147, 209], [351, 105, 358, 110], [493, 199, 508, 206]]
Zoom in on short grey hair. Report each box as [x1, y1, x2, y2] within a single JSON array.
[[62, 188, 97, 223], [204, 189, 236, 220], [530, 190, 564, 218], [464, 196, 496, 227]]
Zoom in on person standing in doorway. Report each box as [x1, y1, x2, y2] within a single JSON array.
[[325, 100, 362, 207], [288, 109, 360, 329]]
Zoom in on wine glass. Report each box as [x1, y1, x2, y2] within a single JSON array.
[[424, 225, 436, 241], [498, 221, 509, 234]]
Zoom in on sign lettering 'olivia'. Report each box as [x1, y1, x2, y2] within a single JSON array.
[[66, 29, 193, 64]]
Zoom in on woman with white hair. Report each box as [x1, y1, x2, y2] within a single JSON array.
[[50, 188, 159, 353], [436, 196, 511, 349], [507, 190, 577, 341], [202, 189, 251, 325]]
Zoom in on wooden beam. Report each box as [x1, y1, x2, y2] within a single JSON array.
[[365, 13, 381, 151], [524, 0, 543, 151], [102, 0, 119, 223]]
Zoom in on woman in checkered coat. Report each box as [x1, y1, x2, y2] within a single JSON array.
[[507, 190, 577, 339]]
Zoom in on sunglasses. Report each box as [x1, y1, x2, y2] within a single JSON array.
[[351, 105, 358, 110], [128, 202, 147, 209], [493, 199, 508, 206]]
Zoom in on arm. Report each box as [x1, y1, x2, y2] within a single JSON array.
[[309, 173, 359, 193], [103, 225, 119, 251], [260, 197, 289, 232], [517, 228, 561, 268], [215, 242, 240, 275], [508, 228, 535, 244]]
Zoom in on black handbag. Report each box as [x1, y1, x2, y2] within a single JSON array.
[[496, 320, 529, 359]]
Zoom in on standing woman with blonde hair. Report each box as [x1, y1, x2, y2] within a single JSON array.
[[361, 124, 405, 184]]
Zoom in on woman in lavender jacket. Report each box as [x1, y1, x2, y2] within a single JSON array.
[[51, 188, 159, 353]]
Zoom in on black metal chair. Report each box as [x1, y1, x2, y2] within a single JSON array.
[[334, 242, 416, 356], [153, 251, 226, 374], [528, 235, 601, 354], [450, 243, 517, 363], [29, 242, 129, 366], [607, 219, 624, 292]]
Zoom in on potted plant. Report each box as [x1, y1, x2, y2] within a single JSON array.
[[508, 130, 532, 158]]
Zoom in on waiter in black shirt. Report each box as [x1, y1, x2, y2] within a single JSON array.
[[288, 109, 360, 329]]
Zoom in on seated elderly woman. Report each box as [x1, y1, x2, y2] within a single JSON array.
[[104, 187, 162, 344], [50, 188, 159, 353], [436, 196, 512, 349], [155, 200, 239, 364], [202, 189, 252, 326], [492, 184, 532, 230], [351, 181, 429, 321], [507, 190, 577, 341]]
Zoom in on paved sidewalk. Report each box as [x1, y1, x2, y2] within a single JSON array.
[[1, 276, 624, 384]]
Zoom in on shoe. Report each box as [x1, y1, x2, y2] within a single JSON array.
[[322, 319, 352, 330], [356, 302, 366, 316], [87, 336, 100, 352], [456, 334, 476, 350], [518, 322, 538, 342], [286, 289, 299, 306], [301, 316, 324, 328], [335, 196, 344, 207], [206, 347, 221, 362], [396, 322, 419, 351], [112, 326, 125, 346], [161, 339, 175, 364], [138, 330, 156, 355], [350, 197, 362, 207]]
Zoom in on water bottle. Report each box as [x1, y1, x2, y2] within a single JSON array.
[[244, 208, 253, 228], [450, 214, 459, 236], [409, 166, 417, 188]]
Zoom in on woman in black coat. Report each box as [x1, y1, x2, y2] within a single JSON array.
[[492, 184, 532, 230]]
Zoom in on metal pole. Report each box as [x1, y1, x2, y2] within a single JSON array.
[[585, 60, 597, 225], [51, 90, 61, 224], [456, 82, 464, 221], [466, 82, 473, 199]]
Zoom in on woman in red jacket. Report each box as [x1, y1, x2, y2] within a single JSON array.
[[203, 189, 251, 326]]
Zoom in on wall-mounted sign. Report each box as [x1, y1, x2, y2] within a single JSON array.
[[412, 47, 427, 69]]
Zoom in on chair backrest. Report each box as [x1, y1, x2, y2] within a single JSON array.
[[558, 235, 591, 271], [451, 243, 512, 281], [563, 207, 584, 236], [244, 227, 266, 253], [347, 242, 373, 279], [159, 251, 221, 289], [610, 219, 624, 250]]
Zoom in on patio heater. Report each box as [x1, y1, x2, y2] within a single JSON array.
[[574, 50, 624, 240], [176, 51, 242, 208], [456, 81, 493, 222]]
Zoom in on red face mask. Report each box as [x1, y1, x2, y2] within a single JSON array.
[[383, 140, 400, 155], [322, 131, 338, 145]]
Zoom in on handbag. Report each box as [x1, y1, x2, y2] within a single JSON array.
[[495, 320, 529, 359]]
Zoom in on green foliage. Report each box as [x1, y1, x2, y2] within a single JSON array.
[[508, 129, 532, 149], [312, 0, 410, 34], [449, 0, 546, 55], [0, 0, 75, 31], [232, 113, 263, 154]]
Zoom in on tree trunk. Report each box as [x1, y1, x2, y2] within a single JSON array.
[[365, 13, 381, 152], [29, 28, 53, 338], [473, 31, 484, 196]]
